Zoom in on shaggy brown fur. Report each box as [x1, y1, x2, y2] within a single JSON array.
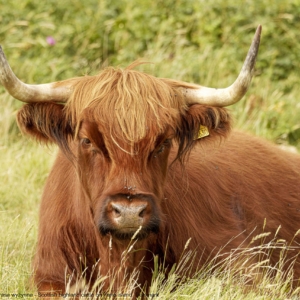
[[16, 64, 300, 296]]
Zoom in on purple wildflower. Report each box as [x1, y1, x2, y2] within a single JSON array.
[[46, 36, 56, 46]]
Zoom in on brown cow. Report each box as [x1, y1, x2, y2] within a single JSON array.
[[2, 25, 300, 295]]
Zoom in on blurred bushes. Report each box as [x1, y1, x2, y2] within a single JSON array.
[[1, 0, 300, 145], [1, 0, 300, 81]]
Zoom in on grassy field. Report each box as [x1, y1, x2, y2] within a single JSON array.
[[1, 0, 300, 298]]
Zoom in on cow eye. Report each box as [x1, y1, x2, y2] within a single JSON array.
[[81, 138, 92, 146], [157, 145, 165, 154], [157, 139, 172, 154], [164, 138, 172, 146]]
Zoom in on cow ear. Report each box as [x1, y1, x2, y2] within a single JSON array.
[[17, 102, 73, 150], [176, 104, 231, 160]]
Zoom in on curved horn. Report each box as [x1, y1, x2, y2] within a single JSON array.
[[183, 25, 261, 107], [0, 46, 72, 103]]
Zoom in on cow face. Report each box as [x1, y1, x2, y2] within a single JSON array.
[[76, 115, 174, 240], [16, 67, 231, 241]]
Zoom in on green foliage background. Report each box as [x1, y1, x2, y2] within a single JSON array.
[[1, 0, 300, 298]]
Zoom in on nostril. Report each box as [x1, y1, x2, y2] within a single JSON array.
[[111, 204, 121, 217], [113, 207, 120, 215], [139, 208, 146, 218]]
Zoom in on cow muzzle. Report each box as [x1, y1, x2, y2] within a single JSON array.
[[99, 194, 160, 240]]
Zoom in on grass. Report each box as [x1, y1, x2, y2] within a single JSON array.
[[1, 0, 300, 298], [43, 234, 300, 299]]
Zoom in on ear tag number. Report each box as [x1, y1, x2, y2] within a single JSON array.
[[195, 125, 209, 140]]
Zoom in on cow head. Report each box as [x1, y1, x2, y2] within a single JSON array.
[[0, 26, 261, 241]]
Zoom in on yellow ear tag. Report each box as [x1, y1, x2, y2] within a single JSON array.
[[195, 125, 209, 140]]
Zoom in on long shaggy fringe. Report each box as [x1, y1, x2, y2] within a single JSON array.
[[62, 62, 198, 149]]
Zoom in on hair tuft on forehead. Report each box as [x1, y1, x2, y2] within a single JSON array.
[[63, 63, 196, 145]]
